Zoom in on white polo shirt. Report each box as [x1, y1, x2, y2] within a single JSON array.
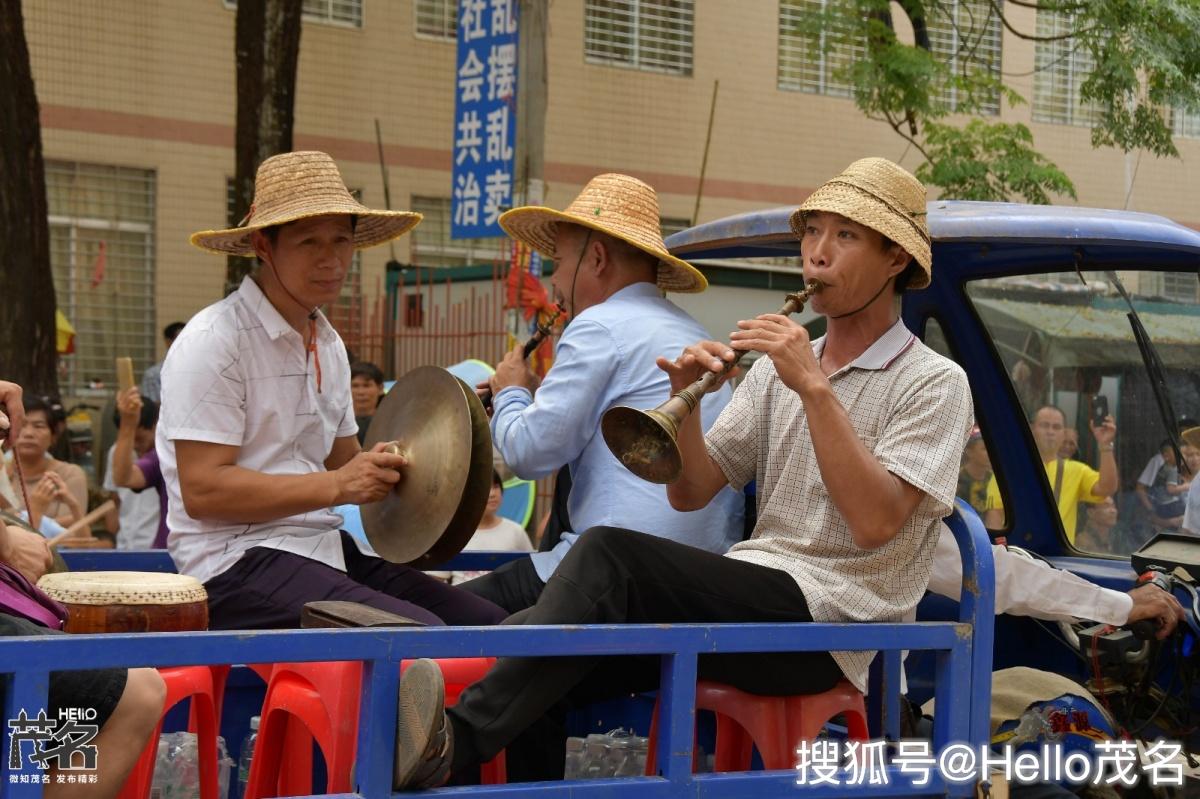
[[706, 319, 973, 693], [158, 276, 360, 584]]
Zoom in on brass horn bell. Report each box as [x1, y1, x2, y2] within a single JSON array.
[[602, 280, 823, 484]]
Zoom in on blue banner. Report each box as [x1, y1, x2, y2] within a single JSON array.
[[451, 0, 519, 240]]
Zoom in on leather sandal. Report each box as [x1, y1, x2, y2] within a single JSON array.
[[393, 659, 454, 791]]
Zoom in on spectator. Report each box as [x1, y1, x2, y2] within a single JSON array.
[[956, 427, 991, 515], [350, 361, 385, 446], [104, 389, 165, 549], [447, 470, 533, 585], [1058, 428, 1079, 461], [1135, 439, 1175, 516], [140, 321, 186, 403], [0, 382, 21, 510], [0, 380, 167, 796], [1183, 429, 1200, 535], [1138, 438, 1196, 531], [1075, 496, 1119, 553], [984, 405, 1117, 543], [7, 397, 87, 532], [1159, 442, 1200, 533]]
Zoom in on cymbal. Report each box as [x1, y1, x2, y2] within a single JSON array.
[[410, 377, 493, 568], [361, 366, 490, 564]]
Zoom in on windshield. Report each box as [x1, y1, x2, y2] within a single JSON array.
[[961, 269, 1200, 556]]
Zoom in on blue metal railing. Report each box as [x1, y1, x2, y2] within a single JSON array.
[[2, 507, 993, 799]]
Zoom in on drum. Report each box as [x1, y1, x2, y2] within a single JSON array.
[[36, 571, 208, 633]]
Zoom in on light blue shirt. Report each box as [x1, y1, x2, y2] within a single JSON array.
[[15, 510, 66, 538], [492, 282, 745, 581]]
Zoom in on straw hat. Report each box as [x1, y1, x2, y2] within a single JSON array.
[[789, 157, 932, 289], [499, 174, 707, 293], [190, 151, 422, 256], [1183, 427, 1200, 450]]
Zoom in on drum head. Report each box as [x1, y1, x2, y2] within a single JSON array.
[[362, 366, 486, 564], [37, 571, 207, 605]]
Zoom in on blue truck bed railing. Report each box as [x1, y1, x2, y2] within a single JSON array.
[[1, 506, 993, 799]]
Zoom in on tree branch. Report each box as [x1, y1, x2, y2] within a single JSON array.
[[878, 108, 934, 162], [984, 0, 1096, 42], [1002, 0, 1090, 11]]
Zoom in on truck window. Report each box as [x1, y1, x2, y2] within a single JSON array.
[[923, 318, 999, 531], [964, 271, 1200, 556]]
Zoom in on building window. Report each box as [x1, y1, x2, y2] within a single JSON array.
[[223, 0, 363, 29], [1032, 9, 1097, 126], [779, 0, 1000, 110], [415, 0, 456, 40], [1161, 272, 1199, 303], [584, 0, 694, 77], [1173, 108, 1200, 138], [410, 196, 508, 268], [777, 0, 862, 97], [926, 0, 1002, 114], [46, 162, 156, 396]]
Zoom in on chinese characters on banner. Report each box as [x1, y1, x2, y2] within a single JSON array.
[[452, 0, 519, 239]]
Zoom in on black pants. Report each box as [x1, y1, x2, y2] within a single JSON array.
[[205, 532, 507, 629], [456, 555, 546, 615], [448, 527, 844, 772]]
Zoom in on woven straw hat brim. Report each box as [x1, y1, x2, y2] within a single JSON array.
[[789, 185, 932, 290], [499, 207, 707, 294], [191, 206, 422, 257], [1183, 426, 1200, 450]]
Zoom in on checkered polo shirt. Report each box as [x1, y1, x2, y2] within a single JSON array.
[[706, 319, 973, 692]]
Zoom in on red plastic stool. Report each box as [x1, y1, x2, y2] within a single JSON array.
[[646, 679, 869, 773], [118, 666, 221, 799], [243, 661, 362, 799], [245, 658, 506, 798]]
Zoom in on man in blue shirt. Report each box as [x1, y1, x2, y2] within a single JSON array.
[[458, 173, 744, 613]]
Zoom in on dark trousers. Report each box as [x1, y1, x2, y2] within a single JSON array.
[[448, 527, 844, 772], [205, 532, 507, 629], [456, 555, 546, 614]]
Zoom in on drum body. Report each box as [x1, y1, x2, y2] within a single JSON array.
[[37, 571, 208, 633]]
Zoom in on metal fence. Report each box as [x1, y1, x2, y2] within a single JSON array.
[[1, 507, 996, 798]]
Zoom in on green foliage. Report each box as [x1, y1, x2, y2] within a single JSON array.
[[916, 120, 1077, 203], [1070, 0, 1200, 155], [780, 0, 1200, 203]]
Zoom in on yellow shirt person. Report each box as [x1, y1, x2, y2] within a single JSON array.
[[985, 458, 1105, 544], [983, 405, 1117, 543]]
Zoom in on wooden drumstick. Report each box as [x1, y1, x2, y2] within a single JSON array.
[[116, 357, 135, 392], [49, 500, 117, 546]]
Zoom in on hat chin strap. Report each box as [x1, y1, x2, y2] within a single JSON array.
[[263, 256, 324, 393], [828, 275, 894, 320], [562, 229, 594, 326]]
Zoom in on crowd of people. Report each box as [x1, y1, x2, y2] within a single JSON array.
[[0, 150, 1189, 797], [958, 401, 1200, 553]]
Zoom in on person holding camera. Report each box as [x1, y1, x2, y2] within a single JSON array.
[[983, 404, 1117, 544]]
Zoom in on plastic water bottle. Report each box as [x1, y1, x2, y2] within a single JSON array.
[[583, 733, 610, 778], [236, 715, 260, 799], [563, 736, 586, 779]]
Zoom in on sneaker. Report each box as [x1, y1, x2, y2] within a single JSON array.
[[393, 659, 454, 790]]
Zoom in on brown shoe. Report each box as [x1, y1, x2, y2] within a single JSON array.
[[393, 659, 454, 791]]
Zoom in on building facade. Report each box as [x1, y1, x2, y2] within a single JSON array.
[[22, 0, 1200, 391]]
